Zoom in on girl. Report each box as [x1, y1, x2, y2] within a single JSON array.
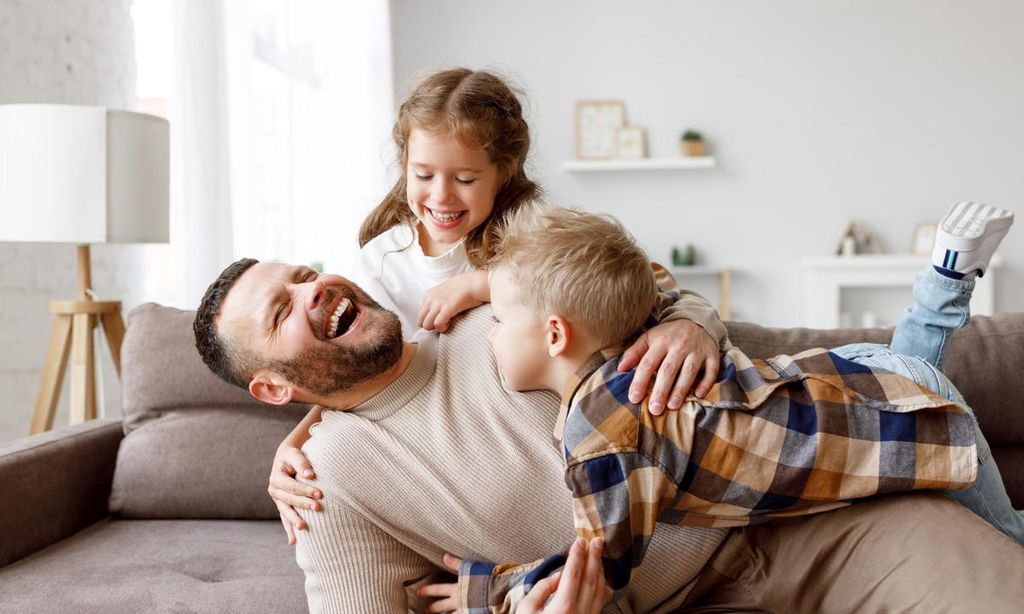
[[268, 67, 726, 608]]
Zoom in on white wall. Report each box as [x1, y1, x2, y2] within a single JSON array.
[[0, 0, 146, 442], [390, 0, 1024, 325]]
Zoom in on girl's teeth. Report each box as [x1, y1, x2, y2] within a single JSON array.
[[430, 209, 462, 222]]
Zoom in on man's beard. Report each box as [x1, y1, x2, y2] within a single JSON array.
[[271, 297, 404, 397]]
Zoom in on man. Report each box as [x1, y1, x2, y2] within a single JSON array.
[[194, 259, 1024, 613]]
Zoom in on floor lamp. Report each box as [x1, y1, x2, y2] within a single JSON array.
[[0, 105, 170, 434]]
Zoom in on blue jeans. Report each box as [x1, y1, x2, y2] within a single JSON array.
[[831, 267, 1024, 545]]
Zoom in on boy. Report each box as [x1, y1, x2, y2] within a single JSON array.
[[449, 202, 1018, 612]]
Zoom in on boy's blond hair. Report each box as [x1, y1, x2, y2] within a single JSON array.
[[493, 205, 657, 348]]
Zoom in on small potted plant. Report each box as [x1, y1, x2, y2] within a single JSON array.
[[680, 130, 705, 157]]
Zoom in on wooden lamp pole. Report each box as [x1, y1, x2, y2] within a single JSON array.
[[29, 244, 126, 434]]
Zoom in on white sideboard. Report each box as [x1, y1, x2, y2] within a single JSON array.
[[800, 254, 1000, 329]]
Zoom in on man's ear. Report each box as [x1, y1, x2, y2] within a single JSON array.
[[249, 370, 296, 406], [546, 314, 572, 358]]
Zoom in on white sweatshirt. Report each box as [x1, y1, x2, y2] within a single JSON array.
[[350, 224, 474, 339]]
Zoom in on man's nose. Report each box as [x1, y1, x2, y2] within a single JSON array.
[[304, 280, 327, 311]]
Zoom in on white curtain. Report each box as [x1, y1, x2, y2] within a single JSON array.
[[170, 0, 233, 308], [167, 0, 394, 308]]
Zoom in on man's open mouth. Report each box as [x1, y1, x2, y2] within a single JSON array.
[[326, 296, 359, 339]]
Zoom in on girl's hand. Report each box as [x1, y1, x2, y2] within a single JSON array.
[[618, 319, 720, 415], [418, 270, 490, 333], [268, 445, 323, 545], [520, 538, 612, 614]]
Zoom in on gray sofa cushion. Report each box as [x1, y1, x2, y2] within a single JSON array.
[[0, 519, 305, 613], [109, 303, 309, 519]]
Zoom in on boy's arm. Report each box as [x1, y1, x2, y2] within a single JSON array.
[[649, 262, 729, 350], [455, 450, 678, 612]]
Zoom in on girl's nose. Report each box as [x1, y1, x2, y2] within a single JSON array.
[[431, 179, 453, 205]]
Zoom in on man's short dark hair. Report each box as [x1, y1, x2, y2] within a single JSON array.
[[194, 257, 259, 389]]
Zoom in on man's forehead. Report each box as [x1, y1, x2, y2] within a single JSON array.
[[218, 262, 290, 332]]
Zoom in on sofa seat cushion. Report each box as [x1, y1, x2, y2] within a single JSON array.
[[0, 519, 305, 614]]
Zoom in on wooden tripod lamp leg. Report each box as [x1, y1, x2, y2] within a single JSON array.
[[30, 315, 74, 435], [69, 313, 97, 425]]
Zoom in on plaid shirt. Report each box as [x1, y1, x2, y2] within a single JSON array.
[[458, 346, 978, 612]]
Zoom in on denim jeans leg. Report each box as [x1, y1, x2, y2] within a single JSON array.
[[890, 267, 974, 370]]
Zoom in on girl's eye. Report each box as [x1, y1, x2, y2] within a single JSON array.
[[455, 177, 476, 185], [415, 174, 432, 181]]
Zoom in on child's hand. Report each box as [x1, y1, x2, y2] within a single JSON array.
[[417, 553, 461, 612], [419, 270, 490, 332], [520, 539, 612, 614], [268, 445, 323, 546], [618, 318, 721, 415]]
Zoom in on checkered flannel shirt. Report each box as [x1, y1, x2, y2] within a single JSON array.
[[457, 346, 978, 613]]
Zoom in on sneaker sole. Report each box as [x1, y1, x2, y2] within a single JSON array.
[[936, 201, 1014, 252]]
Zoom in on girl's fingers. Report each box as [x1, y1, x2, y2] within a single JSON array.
[[417, 582, 457, 597], [549, 539, 586, 607]]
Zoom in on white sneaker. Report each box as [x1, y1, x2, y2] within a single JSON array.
[[932, 201, 1014, 278]]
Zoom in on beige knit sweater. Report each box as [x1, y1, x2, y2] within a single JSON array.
[[295, 302, 728, 613]]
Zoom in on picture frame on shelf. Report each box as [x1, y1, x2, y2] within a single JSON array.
[[575, 100, 626, 159], [912, 223, 937, 255], [615, 126, 646, 159]]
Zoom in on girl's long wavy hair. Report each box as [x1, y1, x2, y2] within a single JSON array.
[[358, 68, 541, 267]]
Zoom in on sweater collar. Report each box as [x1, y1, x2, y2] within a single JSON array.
[[348, 331, 438, 422]]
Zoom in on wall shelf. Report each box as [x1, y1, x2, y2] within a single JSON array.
[[672, 266, 731, 320], [562, 157, 716, 172], [800, 254, 1002, 329]]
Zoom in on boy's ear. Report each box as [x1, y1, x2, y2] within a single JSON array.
[[546, 314, 572, 358], [249, 370, 296, 406]]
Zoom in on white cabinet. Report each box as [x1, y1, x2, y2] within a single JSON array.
[[800, 255, 1000, 329]]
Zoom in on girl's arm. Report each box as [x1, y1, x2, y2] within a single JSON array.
[[268, 404, 325, 545], [418, 269, 490, 332]]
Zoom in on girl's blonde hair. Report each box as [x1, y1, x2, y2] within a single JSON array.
[[358, 68, 541, 267], [494, 205, 657, 348]]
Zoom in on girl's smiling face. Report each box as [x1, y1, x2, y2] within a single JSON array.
[[405, 128, 501, 256]]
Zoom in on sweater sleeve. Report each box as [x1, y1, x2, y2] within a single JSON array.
[[295, 495, 435, 614], [650, 262, 731, 351], [455, 451, 678, 613]]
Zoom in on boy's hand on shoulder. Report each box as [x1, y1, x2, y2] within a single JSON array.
[[419, 270, 490, 332], [619, 319, 720, 415]]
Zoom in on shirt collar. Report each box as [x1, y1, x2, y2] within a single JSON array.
[[552, 347, 623, 440]]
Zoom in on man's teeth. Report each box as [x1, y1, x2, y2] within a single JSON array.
[[429, 208, 464, 222], [330, 298, 351, 337]]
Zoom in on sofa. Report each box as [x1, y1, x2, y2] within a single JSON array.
[[1, 303, 1021, 613]]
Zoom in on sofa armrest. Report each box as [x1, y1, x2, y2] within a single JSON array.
[[0, 419, 123, 567]]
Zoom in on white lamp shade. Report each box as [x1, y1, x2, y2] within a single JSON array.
[[0, 104, 169, 244]]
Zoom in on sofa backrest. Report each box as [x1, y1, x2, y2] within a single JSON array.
[[109, 303, 1024, 519]]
